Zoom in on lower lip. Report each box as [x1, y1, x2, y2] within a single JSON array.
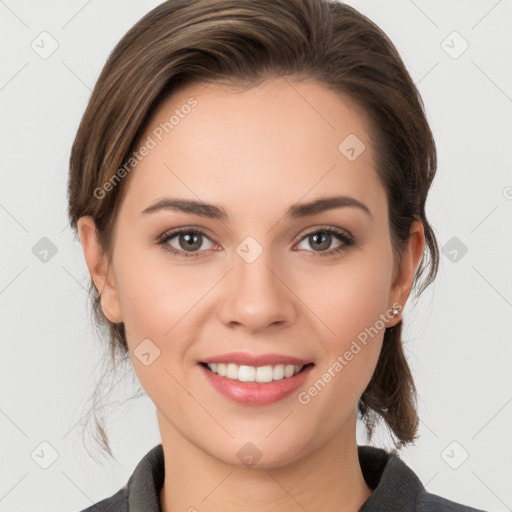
[[198, 364, 314, 406]]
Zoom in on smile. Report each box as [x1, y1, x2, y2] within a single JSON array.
[[202, 362, 312, 383], [198, 359, 315, 406]]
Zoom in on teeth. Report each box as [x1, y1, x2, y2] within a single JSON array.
[[273, 364, 285, 380], [226, 363, 238, 379], [205, 363, 304, 382]]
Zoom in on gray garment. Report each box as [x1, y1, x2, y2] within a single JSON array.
[[78, 444, 487, 511]]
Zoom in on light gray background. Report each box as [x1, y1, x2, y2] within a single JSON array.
[[1, 1, 511, 511]]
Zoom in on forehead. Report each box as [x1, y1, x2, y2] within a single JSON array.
[[119, 77, 384, 222]]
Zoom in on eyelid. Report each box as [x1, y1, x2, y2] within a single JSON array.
[[297, 224, 353, 242], [157, 224, 355, 258], [157, 225, 214, 242], [156, 225, 217, 255], [157, 224, 353, 243], [293, 224, 355, 256]]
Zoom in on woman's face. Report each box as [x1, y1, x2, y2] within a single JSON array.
[[79, 77, 422, 468]]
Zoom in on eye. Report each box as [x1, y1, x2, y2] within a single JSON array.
[[157, 227, 216, 258], [295, 226, 355, 257], [157, 225, 355, 259]]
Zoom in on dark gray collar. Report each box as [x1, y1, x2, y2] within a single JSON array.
[[116, 443, 483, 511]]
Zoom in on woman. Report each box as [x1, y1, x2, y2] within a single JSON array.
[[68, 0, 486, 510]]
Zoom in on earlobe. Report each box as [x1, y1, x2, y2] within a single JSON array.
[[388, 219, 425, 326], [77, 216, 123, 324]]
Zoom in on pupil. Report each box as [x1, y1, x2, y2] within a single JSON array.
[[182, 233, 201, 250], [312, 232, 330, 250]]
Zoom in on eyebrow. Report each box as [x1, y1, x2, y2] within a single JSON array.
[[141, 195, 373, 221]]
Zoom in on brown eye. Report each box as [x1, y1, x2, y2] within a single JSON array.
[[296, 227, 355, 257], [306, 231, 336, 251], [158, 228, 215, 258], [175, 232, 204, 251]]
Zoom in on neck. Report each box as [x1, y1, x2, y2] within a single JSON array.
[[158, 410, 372, 512]]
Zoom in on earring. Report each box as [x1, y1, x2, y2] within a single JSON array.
[[391, 307, 400, 316]]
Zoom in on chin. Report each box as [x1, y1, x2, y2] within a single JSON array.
[[203, 434, 312, 470]]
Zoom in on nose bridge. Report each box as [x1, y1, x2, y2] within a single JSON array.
[[221, 234, 296, 329]]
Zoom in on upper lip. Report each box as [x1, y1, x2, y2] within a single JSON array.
[[200, 352, 313, 367]]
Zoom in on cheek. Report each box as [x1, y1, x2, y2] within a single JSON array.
[[111, 245, 200, 402], [300, 244, 393, 346], [293, 243, 393, 410], [113, 241, 209, 340]]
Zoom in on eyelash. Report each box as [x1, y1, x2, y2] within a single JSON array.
[[156, 225, 356, 259]]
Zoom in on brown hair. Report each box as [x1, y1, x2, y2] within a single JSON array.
[[68, 0, 439, 460]]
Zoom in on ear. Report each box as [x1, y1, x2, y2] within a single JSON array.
[[388, 218, 425, 327], [77, 216, 123, 324]]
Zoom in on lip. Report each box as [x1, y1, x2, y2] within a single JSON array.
[[199, 352, 313, 367], [198, 362, 315, 406]]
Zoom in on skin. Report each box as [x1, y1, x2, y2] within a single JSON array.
[[78, 77, 424, 512]]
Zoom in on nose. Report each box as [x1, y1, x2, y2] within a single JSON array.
[[218, 245, 297, 332]]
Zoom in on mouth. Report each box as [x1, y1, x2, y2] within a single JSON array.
[[198, 360, 315, 405], [196, 351, 315, 405], [199, 361, 315, 384]]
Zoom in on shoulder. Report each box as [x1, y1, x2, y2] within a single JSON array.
[[416, 492, 486, 511], [77, 485, 128, 512], [358, 444, 488, 511], [75, 444, 164, 512]]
